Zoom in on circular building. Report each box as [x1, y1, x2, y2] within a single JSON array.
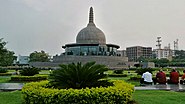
[[62, 7, 120, 56], [53, 7, 128, 69]]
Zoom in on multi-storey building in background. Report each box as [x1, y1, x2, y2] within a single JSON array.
[[153, 46, 173, 60], [126, 46, 152, 62]]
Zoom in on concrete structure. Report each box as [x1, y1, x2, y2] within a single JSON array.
[[31, 7, 128, 69], [140, 62, 155, 68], [126, 46, 152, 62], [116, 50, 127, 57], [14, 55, 29, 65], [62, 7, 120, 57], [153, 46, 173, 60]]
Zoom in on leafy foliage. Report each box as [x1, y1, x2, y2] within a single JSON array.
[[0, 68, 8, 73], [49, 62, 112, 89], [29, 50, 50, 62], [22, 80, 134, 104], [0, 38, 16, 66], [135, 68, 155, 75], [108, 74, 127, 77], [113, 70, 123, 74], [11, 75, 48, 82], [173, 50, 185, 59], [20, 67, 40, 76]]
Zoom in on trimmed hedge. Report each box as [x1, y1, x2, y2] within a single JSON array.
[[129, 75, 141, 81], [135, 68, 155, 75], [0, 68, 8, 73], [0, 73, 12, 76], [113, 70, 123, 74], [11, 75, 48, 82], [22, 80, 134, 104], [108, 74, 127, 77]]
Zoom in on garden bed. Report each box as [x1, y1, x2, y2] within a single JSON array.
[[11, 75, 48, 82], [22, 80, 134, 104], [0, 73, 12, 76]]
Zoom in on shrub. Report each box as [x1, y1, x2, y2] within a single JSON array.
[[0, 73, 12, 76], [0, 68, 8, 73], [20, 67, 40, 76], [108, 74, 127, 77], [128, 68, 137, 70], [135, 68, 155, 75], [11, 75, 48, 82], [129, 75, 141, 81], [22, 80, 134, 104], [49, 62, 112, 89], [113, 70, 123, 74]]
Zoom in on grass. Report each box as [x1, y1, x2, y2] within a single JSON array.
[[1, 69, 185, 104], [0, 91, 22, 104], [0, 76, 11, 83], [133, 90, 185, 104], [1, 90, 185, 104]]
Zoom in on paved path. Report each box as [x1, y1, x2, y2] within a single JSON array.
[[0, 83, 24, 91], [135, 84, 185, 91], [1, 83, 185, 92]]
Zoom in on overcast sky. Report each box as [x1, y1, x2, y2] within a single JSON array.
[[1, 0, 185, 56]]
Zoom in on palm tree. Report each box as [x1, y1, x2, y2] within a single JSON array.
[[49, 62, 112, 89]]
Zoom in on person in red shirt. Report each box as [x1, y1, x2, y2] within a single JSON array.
[[168, 69, 179, 84], [156, 70, 166, 84], [180, 70, 185, 84]]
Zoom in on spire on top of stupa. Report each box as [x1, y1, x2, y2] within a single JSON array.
[[88, 7, 96, 26]]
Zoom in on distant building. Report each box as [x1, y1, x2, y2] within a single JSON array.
[[126, 46, 152, 62], [116, 50, 127, 57], [15, 55, 29, 65], [153, 46, 173, 60]]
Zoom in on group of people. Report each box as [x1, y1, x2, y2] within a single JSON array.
[[140, 69, 185, 85]]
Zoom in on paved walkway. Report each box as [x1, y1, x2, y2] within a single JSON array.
[[135, 84, 185, 91], [1, 83, 185, 92], [0, 83, 24, 91]]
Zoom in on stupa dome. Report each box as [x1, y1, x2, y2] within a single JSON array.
[[76, 7, 106, 45]]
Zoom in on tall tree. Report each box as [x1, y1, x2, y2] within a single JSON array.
[[29, 50, 50, 62], [0, 38, 15, 66]]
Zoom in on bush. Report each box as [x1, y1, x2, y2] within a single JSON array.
[[49, 62, 111, 89], [129, 75, 141, 81], [113, 70, 123, 74], [20, 67, 40, 76], [22, 80, 134, 104], [108, 74, 127, 77], [11, 75, 48, 82], [135, 68, 155, 75], [0, 73, 12, 76], [0, 68, 8, 73]]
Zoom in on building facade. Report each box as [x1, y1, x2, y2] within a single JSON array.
[[153, 46, 173, 60], [126, 46, 152, 62]]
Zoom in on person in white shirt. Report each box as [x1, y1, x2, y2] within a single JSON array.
[[140, 71, 153, 85]]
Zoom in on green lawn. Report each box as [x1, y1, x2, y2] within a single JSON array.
[[133, 90, 185, 104], [1, 90, 185, 104], [108, 76, 140, 86], [1, 69, 185, 104], [0, 91, 22, 104], [0, 76, 11, 83]]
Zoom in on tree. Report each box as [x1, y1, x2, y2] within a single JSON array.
[[172, 50, 185, 62], [49, 62, 112, 89], [0, 38, 15, 66], [29, 50, 50, 62]]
